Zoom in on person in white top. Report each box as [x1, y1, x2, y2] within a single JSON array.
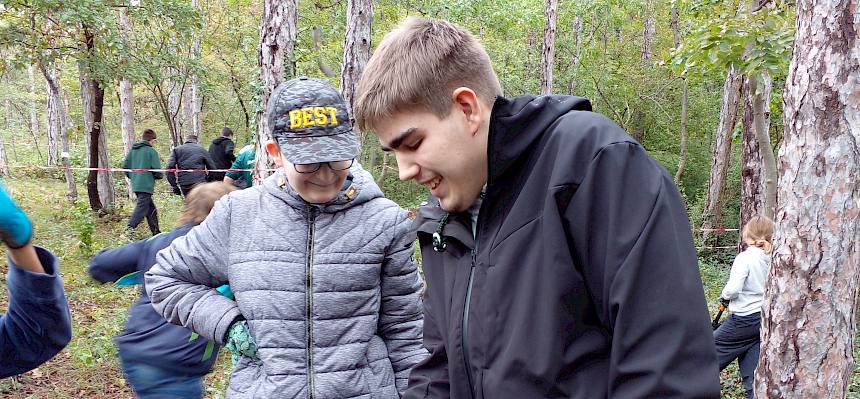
[[714, 215, 774, 399]]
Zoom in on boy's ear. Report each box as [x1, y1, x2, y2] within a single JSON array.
[[265, 140, 281, 158], [452, 87, 483, 136]]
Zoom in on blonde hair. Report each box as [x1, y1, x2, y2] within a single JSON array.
[[353, 17, 502, 132], [178, 182, 237, 225], [742, 215, 774, 253]]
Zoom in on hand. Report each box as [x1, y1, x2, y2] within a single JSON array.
[[0, 181, 33, 249], [719, 297, 730, 308], [226, 320, 260, 366], [171, 186, 182, 196]]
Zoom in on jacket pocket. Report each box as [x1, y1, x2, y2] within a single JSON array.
[[365, 335, 398, 398], [227, 357, 263, 394]]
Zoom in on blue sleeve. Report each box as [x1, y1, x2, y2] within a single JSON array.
[[88, 239, 147, 283], [0, 246, 72, 378]]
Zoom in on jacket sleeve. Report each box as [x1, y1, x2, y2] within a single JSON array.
[[379, 210, 429, 394], [564, 141, 720, 398], [402, 286, 450, 399], [150, 149, 163, 180], [88, 240, 146, 283], [226, 141, 236, 164], [144, 197, 241, 345], [720, 253, 750, 300], [166, 149, 178, 187], [0, 246, 72, 378], [122, 153, 131, 179]]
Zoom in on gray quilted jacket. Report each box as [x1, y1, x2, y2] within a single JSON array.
[[145, 164, 427, 398]]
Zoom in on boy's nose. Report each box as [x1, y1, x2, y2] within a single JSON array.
[[396, 155, 419, 182]]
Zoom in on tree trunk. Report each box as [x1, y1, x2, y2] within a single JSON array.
[[748, 71, 776, 219], [41, 61, 76, 199], [0, 131, 8, 176], [45, 74, 60, 166], [255, 0, 297, 181], [756, 1, 860, 397], [81, 26, 113, 210], [3, 69, 16, 162], [340, 0, 372, 163], [739, 73, 772, 235], [27, 64, 44, 164], [671, 3, 688, 187], [186, 0, 202, 141], [641, 0, 656, 61], [567, 16, 582, 95], [119, 9, 138, 200], [700, 66, 743, 245], [539, 0, 558, 95], [168, 74, 184, 144]]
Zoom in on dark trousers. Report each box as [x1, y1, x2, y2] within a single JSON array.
[[121, 359, 204, 399], [179, 183, 199, 197], [714, 312, 761, 399], [208, 171, 226, 182], [128, 192, 160, 234]]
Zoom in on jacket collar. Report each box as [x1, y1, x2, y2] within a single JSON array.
[[261, 162, 382, 214]]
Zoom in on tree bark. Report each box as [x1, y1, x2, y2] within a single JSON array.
[[45, 73, 60, 166], [0, 130, 8, 176], [739, 73, 772, 234], [755, 1, 860, 397], [539, 0, 558, 95], [748, 71, 776, 219], [119, 7, 138, 200], [340, 0, 372, 164], [27, 64, 44, 164], [255, 0, 297, 181], [701, 66, 743, 245], [567, 16, 582, 95], [40, 62, 76, 199], [671, 3, 688, 187], [641, 0, 656, 61], [3, 69, 16, 162], [81, 26, 113, 210], [186, 0, 202, 140]]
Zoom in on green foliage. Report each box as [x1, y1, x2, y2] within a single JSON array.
[[668, 0, 795, 79], [68, 199, 96, 255]]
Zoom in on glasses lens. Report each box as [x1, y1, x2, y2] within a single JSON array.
[[329, 159, 354, 171], [294, 163, 320, 173]]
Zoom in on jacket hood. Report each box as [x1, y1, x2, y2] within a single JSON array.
[[261, 162, 383, 213], [488, 95, 591, 184], [132, 141, 152, 149], [212, 137, 231, 145]]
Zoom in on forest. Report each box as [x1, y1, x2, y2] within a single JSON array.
[[0, 0, 857, 397]]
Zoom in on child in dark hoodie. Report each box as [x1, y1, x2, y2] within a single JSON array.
[[88, 182, 236, 398], [0, 180, 72, 378]]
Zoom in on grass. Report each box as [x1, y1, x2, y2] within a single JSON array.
[[0, 174, 858, 397]]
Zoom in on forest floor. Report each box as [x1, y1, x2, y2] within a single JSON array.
[[0, 175, 856, 398]]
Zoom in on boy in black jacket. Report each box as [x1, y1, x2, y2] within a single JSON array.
[[353, 17, 720, 398]]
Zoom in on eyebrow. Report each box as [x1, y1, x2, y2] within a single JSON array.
[[380, 128, 418, 152]]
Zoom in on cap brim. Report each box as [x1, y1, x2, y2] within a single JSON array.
[[277, 129, 360, 164]]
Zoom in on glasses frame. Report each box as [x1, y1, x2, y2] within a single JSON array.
[[293, 158, 355, 174]]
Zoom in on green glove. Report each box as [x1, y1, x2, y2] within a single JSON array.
[[225, 320, 260, 366]]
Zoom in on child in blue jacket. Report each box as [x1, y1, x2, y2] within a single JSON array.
[[0, 180, 72, 378], [88, 182, 235, 398]]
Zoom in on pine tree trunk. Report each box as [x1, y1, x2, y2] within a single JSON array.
[[756, 1, 860, 397], [701, 66, 743, 245], [540, 0, 558, 95], [739, 74, 771, 234], [340, 0, 372, 165], [255, 0, 297, 181]]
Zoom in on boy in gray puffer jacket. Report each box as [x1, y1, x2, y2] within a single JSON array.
[[145, 77, 428, 398]]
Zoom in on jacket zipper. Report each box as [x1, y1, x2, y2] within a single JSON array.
[[306, 208, 317, 399], [462, 247, 477, 398]]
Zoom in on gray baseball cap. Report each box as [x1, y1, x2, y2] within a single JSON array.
[[267, 77, 359, 164]]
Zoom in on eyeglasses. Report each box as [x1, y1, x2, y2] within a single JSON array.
[[293, 159, 354, 174]]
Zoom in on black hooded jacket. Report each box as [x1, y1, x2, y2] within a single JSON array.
[[167, 140, 215, 187], [208, 136, 235, 169], [404, 95, 720, 398]]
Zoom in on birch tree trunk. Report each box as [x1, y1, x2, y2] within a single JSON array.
[[41, 62, 76, 199], [119, 7, 137, 199], [340, 0, 372, 163], [539, 0, 558, 95], [701, 66, 743, 245], [755, 1, 860, 397], [28, 64, 44, 164], [255, 0, 297, 181]]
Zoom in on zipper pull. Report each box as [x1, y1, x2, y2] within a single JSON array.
[[470, 249, 477, 267], [432, 213, 450, 252]]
